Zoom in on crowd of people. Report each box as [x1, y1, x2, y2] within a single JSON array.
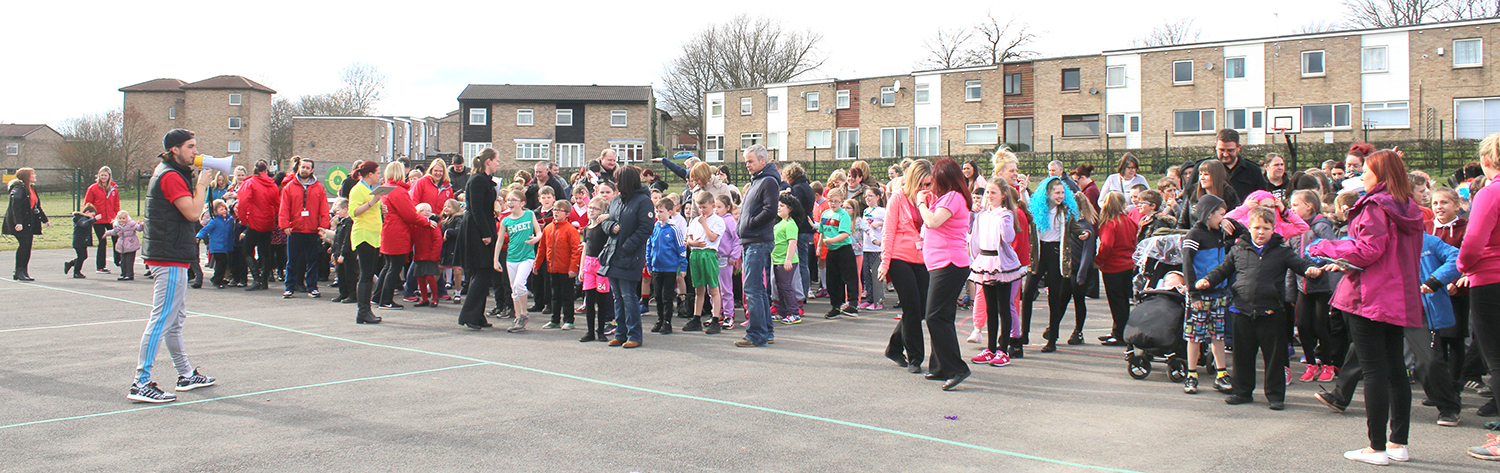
[[6, 127, 1500, 463]]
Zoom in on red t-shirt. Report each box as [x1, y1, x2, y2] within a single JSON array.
[[144, 172, 193, 268]]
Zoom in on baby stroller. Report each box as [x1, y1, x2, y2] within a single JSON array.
[[1123, 288, 1191, 381], [1131, 232, 1186, 298]]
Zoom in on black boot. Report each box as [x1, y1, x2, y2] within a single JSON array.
[[704, 317, 722, 335], [356, 311, 382, 324], [659, 315, 673, 335], [682, 316, 703, 332], [651, 318, 664, 333]]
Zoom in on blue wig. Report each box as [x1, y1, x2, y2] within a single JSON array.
[[1028, 176, 1078, 233]]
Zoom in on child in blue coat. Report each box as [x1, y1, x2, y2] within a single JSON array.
[[197, 200, 237, 288], [645, 198, 685, 334]]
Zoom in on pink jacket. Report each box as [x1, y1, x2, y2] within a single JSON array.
[[1309, 183, 1425, 327], [1226, 190, 1309, 238], [1459, 174, 1500, 286], [880, 191, 923, 273]]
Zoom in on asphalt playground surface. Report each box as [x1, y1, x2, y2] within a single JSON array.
[[0, 248, 1492, 472]]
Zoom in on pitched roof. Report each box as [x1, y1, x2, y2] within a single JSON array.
[[458, 84, 651, 103], [0, 124, 58, 138], [180, 75, 276, 94], [118, 78, 189, 92]]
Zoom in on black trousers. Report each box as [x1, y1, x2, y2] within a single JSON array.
[[981, 281, 1015, 354], [1471, 283, 1500, 413], [549, 272, 574, 324], [885, 259, 929, 367], [377, 254, 407, 306], [825, 245, 858, 309], [458, 267, 494, 326], [242, 228, 275, 284], [1018, 269, 1044, 345], [70, 246, 88, 273], [13, 233, 33, 276], [1230, 310, 1289, 403], [1346, 313, 1411, 450], [1101, 270, 1133, 339], [119, 251, 136, 278], [1438, 295, 1469, 387], [229, 243, 248, 284], [583, 288, 614, 338], [92, 222, 116, 269], [354, 243, 379, 314], [210, 252, 230, 286], [926, 264, 971, 380], [1296, 291, 1345, 366], [1334, 324, 1461, 414], [529, 260, 550, 310], [335, 252, 356, 299], [651, 271, 676, 322]]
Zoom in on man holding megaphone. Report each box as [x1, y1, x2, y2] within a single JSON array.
[[128, 128, 218, 403]]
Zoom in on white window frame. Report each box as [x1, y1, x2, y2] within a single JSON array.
[[227, 141, 241, 153], [915, 83, 930, 104], [880, 86, 895, 106], [1302, 50, 1326, 77], [1362, 46, 1388, 73], [710, 99, 723, 118], [1173, 109, 1216, 134], [965, 122, 998, 145], [835, 128, 859, 159], [227, 117, 242, 130], [1455, 38, 1483, 68], [1173, 60, 1193, 85], [1455, 97, 1500, 139], [1225, 57, 1247, 79], [6, 143, 18, 155], [168, 107, 176, 120], [806, 129, 832, 149], [1302, 103, 1352, 130], [609, 142, 645, 164], [229, 93, 242, 106], [1361, 101, 1410, 129], [805, 92, 820, 110], [610, 110, 627, 127], [1225, 108, 1248, 130], [1106, 114, 1126, 135], [768, 95, 780, 112], [740, 132, 763, 149], [879, 127, 909, 158], [916, 126, 940, 156], [515, 139, 551, 161], [741, 97, 753, 115], [705, 135, 724, 162], [469, 108, 487, 126], [767, 132, 784, 157], [516, 109, 534, 126], [556, 143, 585, 168], [965, 80, 982, 101], [1105, 66, 1125, 88], [556, 109, 573, 126], [462, 142, 490, 161], [836, 90, 850, 109], [1062, 114, 1100, 138]]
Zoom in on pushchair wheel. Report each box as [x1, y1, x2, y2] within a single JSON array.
[[1127, 354, 1151, 380], [1167, 358, 1189, 382]]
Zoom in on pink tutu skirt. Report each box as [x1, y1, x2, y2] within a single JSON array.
[[968, 254, 1025, 285]]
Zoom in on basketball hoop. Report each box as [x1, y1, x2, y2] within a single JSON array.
[[1272, 127, 1289, 135]]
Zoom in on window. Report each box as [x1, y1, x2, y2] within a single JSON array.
[[880, 86, 895, 106], [610, 142, 645, 163], [1130, 115, 1141, 132], [741, 132, 763, 149], [836, 90, 850, 109], [767, 132, 784, 152], [557, 143, 585, 168], [965, 80, 982, 101], [1362, 46, 1388, 73], [1107, 114, 1126, 135], [168, 107, 176, 120], [1362, 101, 1409, 128], [228, 117, 241, 129], [1226, 109, 1248, 130], [741, 97, 753, 115], [469, 108, 487, 125], [1004, 73, 1022, 95], [1302, 103, 1351, 129], [915, 83, 930, 104], [1455, 97, 1500, 139], [6, 143, 18, 155], [1061, 68, 1080, 91], [706, 135, 724, 161], [1173, 109, 1216, 133], [556, 109, 573, 126], [1106, 66, 1125, 88], [516, 140, 550, 160], [1455, 39, 1483, 67], [462, 142, 490, 161], [227, 141, 241, 153], [880, 127, 909, 158], [1225, 57, 1246, 79], [805, 92, 819, 110], [1252, 111, 1264, 129], [806, 129, 832, 149], [1173, 60, 1193, 84], [1062, 114, 1100, 137], [1302, 50, 1325, 76], [965, 122, 998, 144], [835, 129, 859, 159], [229, 93, 241, 105], [1004, 118, 1034, 152], [611, 110, 627, 127], [517, 109, 534, 126], [768, 95, 780, 112], [916, 126, 940, 156], [710, 99, 723, 117]]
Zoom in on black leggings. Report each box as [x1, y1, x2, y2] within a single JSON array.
[[1347, 313, 1410, 450], [93, 223, 116, 269], [1295, 291, 1344, 366], [583, 288, 614, 337], [1471, 283, 1500, 414], [981, 281, 1015, 354], [70, 246, 88, 273], [1101, 270, 1133, 339], [13, 233, 33, 276], [885, 259, 929, 367], [377, 254, 407, 306], [355, 243, 379, 313]]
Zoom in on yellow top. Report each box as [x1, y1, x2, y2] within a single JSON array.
[[350, 180, 382, 248]]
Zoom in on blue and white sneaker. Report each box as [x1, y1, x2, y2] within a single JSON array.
[[175, 369, 216, 392], [128, 382, 177, 403]]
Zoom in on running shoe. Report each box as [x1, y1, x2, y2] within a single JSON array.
[[1300, 364, 1320, 382], [127, 382, 176, 403], [1469, 434, 1500, 461], [966, 328, 982, 344], [780, 315, 802, 324], [989, 351, 1011, 367], [175, 369, 216, 392], [1183, 376, 1199, 394], [542, 322, 561, 329], [971, 349, 995, 364], [1318, 364, 1338, 382]]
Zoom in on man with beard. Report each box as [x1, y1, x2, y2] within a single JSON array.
[[279, 157, 331, 298]]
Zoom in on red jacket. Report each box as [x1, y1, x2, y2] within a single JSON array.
[[278, 176, 330, 233], [1096, 216, 1140, 273], [380, 179, 424, 256], [409, 175, 451, 216], [235, 174, 281, 232], [412, 216, 443, 262], [537, 221, 581, 273], [1011, 208, 1032, 267], [84, 181, 120, 222]]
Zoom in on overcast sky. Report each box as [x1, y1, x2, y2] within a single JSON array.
[[3, 0, 1349, 128]]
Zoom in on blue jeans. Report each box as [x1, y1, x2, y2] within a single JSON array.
[[284, 232, 321, 293], [609, 276, 644, 342], [743, 241, 775, 345], [797, 233, 814, 300]]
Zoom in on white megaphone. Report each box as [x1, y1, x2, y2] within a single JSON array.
[[193, 155, 235, 175]]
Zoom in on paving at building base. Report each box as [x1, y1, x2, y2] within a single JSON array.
[[0, 249, 1488, 472]]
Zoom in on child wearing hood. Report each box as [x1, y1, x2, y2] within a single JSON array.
[[1226, 190, 1309, 238], [104, 210, 143, 280], [65, 204, 98, 279], [1180, 194, 1245, 395]]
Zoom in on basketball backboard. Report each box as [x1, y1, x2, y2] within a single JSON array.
[[1266, 107, 1301, 134]]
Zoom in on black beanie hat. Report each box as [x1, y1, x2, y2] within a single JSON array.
[[163, 129, 195, 151]]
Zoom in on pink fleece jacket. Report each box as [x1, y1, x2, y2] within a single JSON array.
[[1309, 183, 1425, 327], [1226, 190, 1309, 238], [1458, 174, 1500, 286], [880, 191, 924, 272]]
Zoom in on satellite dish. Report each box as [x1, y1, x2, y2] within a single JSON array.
[[1088, 87, 1099, 95], [1205, 62, 1215, 70], [893, 79, 902, 90]]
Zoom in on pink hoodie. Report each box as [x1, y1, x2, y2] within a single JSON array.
[[1226, 190, 1309, 238], [1309, 183, 1425, 327], [1458, 174, 1500, 286]]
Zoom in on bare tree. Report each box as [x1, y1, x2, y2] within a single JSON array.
[[337, 62, 386, 116], [966, 11, 1038, 65], [264, 63, 386, 162], [917, 27, 978, 69], [57, 110, 125, 175], [1438, 0, 1500, 19], [1343, 0, 1445, 27], [658, 14, 824, 135], [1295, 20, 1345, 34], [1134, 18, 1202, 47], [266, 98, 295, 162]]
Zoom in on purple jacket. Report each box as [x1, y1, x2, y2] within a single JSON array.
[[1309, 183, 1424, 327]]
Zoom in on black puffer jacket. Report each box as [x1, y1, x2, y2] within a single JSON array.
[[1201, 232, 1318, 315], [4, 180, 46, 236]]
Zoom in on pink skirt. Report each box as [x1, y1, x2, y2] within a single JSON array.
[[968, 254, 1025, 285], [581, 256, 610, 292]]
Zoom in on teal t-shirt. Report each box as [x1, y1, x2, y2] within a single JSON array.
[[819, 208, 852, 250], [503, 210, 536, 263], [773, 220, 799, 264]]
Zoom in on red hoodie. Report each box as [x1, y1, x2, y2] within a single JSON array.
[[235, 174, 280, 232], [1096, 215, 1139, 273], [278, 176, 330, 233], [409, 175, 451, 217], [84, 181, 120, 222], [379, 179, 425, 256]]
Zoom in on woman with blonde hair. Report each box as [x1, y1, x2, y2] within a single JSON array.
[[882, 159, 932, 372], [1458, 133, 1500, 462]]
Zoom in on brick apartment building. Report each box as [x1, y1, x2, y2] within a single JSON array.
[[291, 115, 443, 167], [120, 76, 276, 170], [457, 84, 654, 169], [1, 124, 66, 172], [706, 18, 1500, 163]]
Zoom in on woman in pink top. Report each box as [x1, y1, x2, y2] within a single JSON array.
[[915, 158, 972, 391], [1457, 133, 1500, 463], [881, 160, 931, 374]]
